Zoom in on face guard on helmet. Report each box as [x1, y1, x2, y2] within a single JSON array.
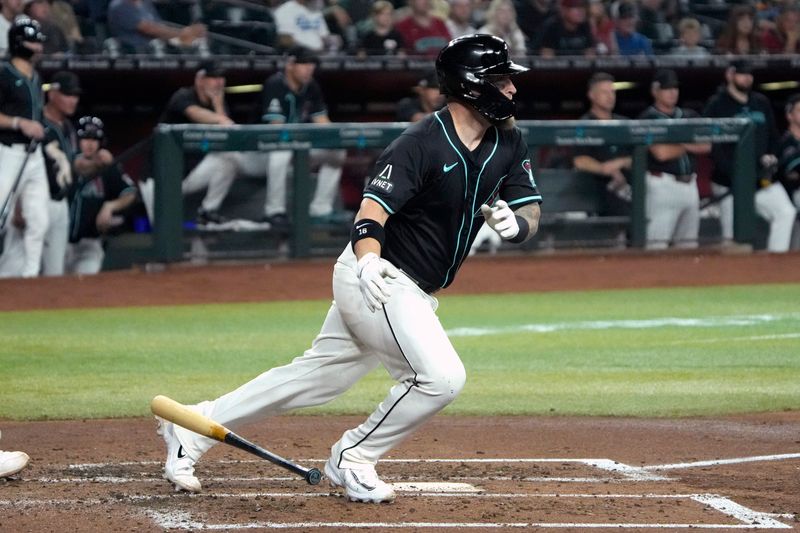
[[8, 17, 46, 61], [436, 34, 528, 123], [77, 116, 105, 141]]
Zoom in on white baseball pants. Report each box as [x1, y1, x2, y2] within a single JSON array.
[[265, 149, 346, 217], [712, 182, 796, 252], [176, 245, 466, 469], [0, 198, 69, 276], [645, 172, 699, 250], [65, 238, 105, 274], [0, 144, 49, 278], [182, 152, 254, 212]]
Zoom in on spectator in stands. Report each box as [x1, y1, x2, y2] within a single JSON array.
[[150, 61, 247, 226], [446, 0, 477, 39], [0, 0, 25, 55], [588, 0, 616, 55], [478, 0, 526, 55], [356, 0, 406, 56], [703, 59, 796, 252], [274, 0, 335, 53], [612, 1, 652, 56], [66, 116, 137, 274], [396, 71, 444, 122], [761, 3, 800, 54], [638, 69, 710, 250], [49, 0, 86, 51], [538, 0, 595, 57], [259, 46, 348, 228], [107, 0, 207, 54], [637, 0, 672, 51], [715, 5, 762, 56], [572, 72, 632, 216], [776, 93, 800, 210], [395, 0, 451, 57], [515, 0, 555, 53], [23, 0, 70, 54], [670, 17, 710, 57]]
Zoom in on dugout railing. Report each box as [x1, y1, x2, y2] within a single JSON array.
[[150, 118, 754, 262]]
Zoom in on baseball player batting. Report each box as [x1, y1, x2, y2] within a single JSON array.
[[156, 34, 542, 502]]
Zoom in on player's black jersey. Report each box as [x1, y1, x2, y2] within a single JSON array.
[[42, 117, 77, 200], [260, 73, 327, 124], [777, 131, 800, 195], [638, 105, 698, 177], [68, 164, 136, 242], [363, 108, 542, 293], [0, 62, 43, 145]]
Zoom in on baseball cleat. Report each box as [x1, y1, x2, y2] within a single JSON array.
[[0, 450, 29, 478], [156, 417, 201, 493], [324, 458, 395, 503]]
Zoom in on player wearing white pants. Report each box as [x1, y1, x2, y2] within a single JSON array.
[[0, 197, 69, 276], [711, 182, 796, 252], [157, 36, 542, 503], [64, 238, 104, 274], [264, 148, 346, 219], [645, 171, 700, 249], [174, 245, 465, 469], [0, 144, 49, 277], [181, 151, 251, 213]]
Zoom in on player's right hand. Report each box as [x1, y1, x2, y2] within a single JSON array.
[[19, 119, 45, 140], [356, 252, 400, 312]]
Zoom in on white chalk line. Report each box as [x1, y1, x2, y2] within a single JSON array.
[[645, 453, 800, 471], [143, 493, 791, 530], [669, 332, 800, 345], [445, 313, 800, 337]]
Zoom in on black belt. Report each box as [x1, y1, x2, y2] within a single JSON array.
[[650, 171, 693, 183]]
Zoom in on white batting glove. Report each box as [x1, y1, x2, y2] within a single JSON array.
[[480, 199, 519, 240], [45, 140, 72, 189], [357, 252, 400, 313]]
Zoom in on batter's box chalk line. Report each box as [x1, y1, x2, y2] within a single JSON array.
[[144, 493, 792, 530]]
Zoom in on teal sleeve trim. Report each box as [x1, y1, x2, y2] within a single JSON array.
[[262, 113, 286, 122], [363, 193, 395, 215], [508, 195, 543, 207]]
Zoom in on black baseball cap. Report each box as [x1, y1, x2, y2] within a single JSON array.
[[617, 2, 636, 19], [728, 58, 754, 75], [286, 46, 319, 65], [652, 69, 679, 89], [49, 71, 82, 96], [197, 60, 226, 78]]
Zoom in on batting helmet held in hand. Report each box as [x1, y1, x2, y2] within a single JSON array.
[[77, 116, 105, 141], [436, 34, 528, 122], [8, 17, 46, 60]]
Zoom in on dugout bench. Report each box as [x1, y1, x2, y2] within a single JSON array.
[[147, 118, 755, 263]]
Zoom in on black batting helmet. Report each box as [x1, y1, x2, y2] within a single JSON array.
[[436, 34, 528, 122], [77, 116, 105, 141], [8, 17, 46, 60]]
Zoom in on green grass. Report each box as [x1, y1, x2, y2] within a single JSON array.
[[1, 284, 798, 420]]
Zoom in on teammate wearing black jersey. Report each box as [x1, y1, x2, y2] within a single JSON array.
[[0, 71, 80, 277], [0, 17, 48, 278], [156, 35, 541, 502], [777, 93, 800, 210]]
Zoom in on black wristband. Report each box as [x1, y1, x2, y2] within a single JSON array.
[[351, 218, 386, 251], [506, 215, 529, 244]]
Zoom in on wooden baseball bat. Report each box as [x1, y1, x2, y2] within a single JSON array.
[[150, 395, 321, 485]]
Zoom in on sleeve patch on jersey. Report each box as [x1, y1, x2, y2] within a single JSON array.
[[522, 159, 536, 188], [369, 177, 394, 193]]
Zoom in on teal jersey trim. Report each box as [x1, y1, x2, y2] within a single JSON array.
[[363, 192, 395, 215], [784, 156, 800, 174], [285, 93, 297, 123], [435, 110, 470, 288], [508, 195, 542, 207]]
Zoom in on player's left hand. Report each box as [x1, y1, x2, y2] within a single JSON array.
[[357, 252, 400, 312], [96, 203, 124, 234], [480, 199, 519, 240], [44, 140, 72, 188]]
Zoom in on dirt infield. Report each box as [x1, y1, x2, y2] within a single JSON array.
[[1, 251, 799, 531]]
